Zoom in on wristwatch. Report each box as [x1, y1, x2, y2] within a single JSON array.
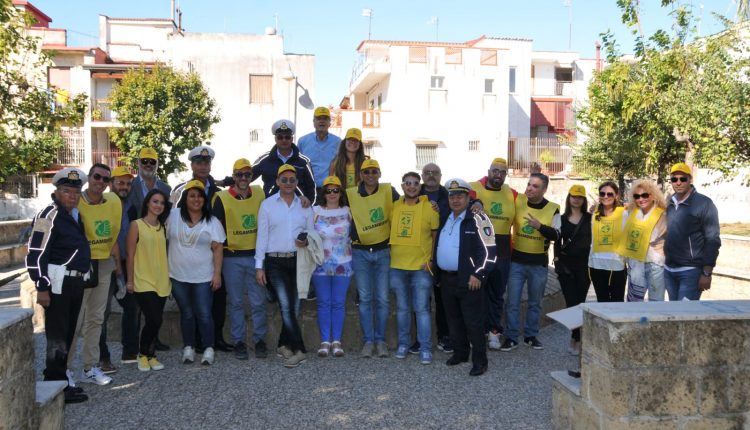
[[701, 270, 712, 277]]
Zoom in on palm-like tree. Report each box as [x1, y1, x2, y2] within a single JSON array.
[[738, 0, 750, 22]]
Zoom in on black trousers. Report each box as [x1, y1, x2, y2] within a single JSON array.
[[100, 264, 141, 360], [43, 276, 84, 381], [441, 272, 487, 367], [590, 267, 626, 303], [556, 263, 590, 341], [433, 282, 448, 339], [266, 255, 305, 353], [135, 292, 166, 358]]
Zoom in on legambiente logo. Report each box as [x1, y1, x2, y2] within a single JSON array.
[[242, 214, 257, 229], [94, 220, 111, 237], [369, 207, 385, 223]]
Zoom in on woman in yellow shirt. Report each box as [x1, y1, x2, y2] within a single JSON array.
[[588, 181, 627, 302], [126, 189, 171, 372], [329, 127, 368, 191]]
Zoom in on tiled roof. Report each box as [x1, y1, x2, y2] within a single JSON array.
[[357, 35, 533, 51]]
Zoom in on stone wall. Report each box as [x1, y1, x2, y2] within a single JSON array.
[[552, 301, 750, 429], [0, 309, 35, 430]]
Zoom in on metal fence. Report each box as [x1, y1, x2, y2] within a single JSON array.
[[92, 150, 128, 167], [56, 127, 86, 166], [1, 174, 38, 198], [508, 137, 580, 176]]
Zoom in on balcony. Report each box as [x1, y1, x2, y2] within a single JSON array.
[[350, 55, 391, 93], [91, 149, 128, 168], [554, 81, 574, 97], [331, 109, 389, 130], [91, 99, 120, 125], [53, 127, 85, 167]]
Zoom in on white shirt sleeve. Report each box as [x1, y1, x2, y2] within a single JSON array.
[[255, 201, 269, 269]]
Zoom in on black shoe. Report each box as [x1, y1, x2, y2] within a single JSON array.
[[306, 288, 317, 301], [66, 385, 84, 394], [154, 338, 170, 351], [445, 355, 469, 366], [568, 369, 581, 378], [234, 342, 249, 360], [254, 340, 268, 359], [214, 338, 234, 352], [437, 336, 453, 353], [500, 338, 518, 352], [408, 341, 420, 355], [469, 364, 488, 376], [64, 387, 88, 404], [523, 336, 544, 350]]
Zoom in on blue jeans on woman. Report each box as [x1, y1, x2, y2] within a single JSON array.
[[389, 268, 433, 352], [312, 275, 351, 342], [352, 248, 390, 344], [170, 279, 214, 348]]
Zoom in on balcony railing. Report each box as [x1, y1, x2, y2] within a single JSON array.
[[0, 174, 38, 198], [55, 127, 86, 166], [331, 109, 387, 131], [554, 81, 574, 97], [92, 149, 128, 168], [350, 54, 390, 87], [508, 137, 587, 176], [91, 99, 117, 122]]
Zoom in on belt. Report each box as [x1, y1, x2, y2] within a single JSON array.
[[64, 269, 86, 278], [442, 270, 458, 276], [352, 243, 389, 253], [266, 252, 296, 258]]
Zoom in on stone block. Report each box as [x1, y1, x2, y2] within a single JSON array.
[[19, 276, 45, 333], [631, 368, 699, 417], [571, 395, 601, 430], [34, 380, 67, 430], [698, 367, 729, 414], [727, 366, 750, 413], [683, 416, 746, 430], [584, 364, 631, 417], [552, 380, 572, 430], [601, 417, 679, 430], [682, 320, 750, 367]]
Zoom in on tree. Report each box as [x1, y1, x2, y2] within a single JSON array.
[[0, 0, 87, 183], [109, 64, 220, 178]]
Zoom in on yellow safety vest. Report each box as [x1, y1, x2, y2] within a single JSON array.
[[78, 192, 122, 259], [216, 186, 264, 251], [619, 207, 664, 262], [133, 219, 171, 297], [470, 182, 515, 235], [347, 183, 394, 245], [592, 206, 625, 254], [512, 194, 559, 254]]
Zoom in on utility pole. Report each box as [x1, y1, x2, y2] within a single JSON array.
[[563, 0, 572, 50], [362, 8, 373, 39]]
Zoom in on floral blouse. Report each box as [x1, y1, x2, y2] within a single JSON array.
[[312, 206, 353, 277]]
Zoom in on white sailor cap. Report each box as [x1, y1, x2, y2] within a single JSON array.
[[444, 178, 471, 194], [188, 145, 215, 162], [52, 167, 87, 188], [271, 119, 295, 135]]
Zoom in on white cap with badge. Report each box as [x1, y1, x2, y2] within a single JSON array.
[[271, 119, 295, 135], [188, 145, 215, 161], [52, 168, 87, 188]]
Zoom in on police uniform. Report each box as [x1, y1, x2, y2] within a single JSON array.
[[25, 168, 91, 403]]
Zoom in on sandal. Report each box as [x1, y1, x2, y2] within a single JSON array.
[[318, 342, 331, 357], [332, 341, 344, 357]]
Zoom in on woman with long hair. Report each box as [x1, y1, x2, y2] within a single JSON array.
[[311, 176, 353, 357], [553, 185, 591, 355], [167, 180, 226, 366], [126, 189, 170, 371], [329, 128, 368, 191], [621, 179, 667, 302], [588, 181, 627, 302]]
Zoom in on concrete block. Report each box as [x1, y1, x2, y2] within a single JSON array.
[[570, 395, 601, 430], [682, 320, 750, 367], [0, 309, 35, 430], [698, 367, 729, 415], [551, 379, 573, 430], [601, 417, 679, 430], [584, 364, 631, 417], [34, 380, 67, 430], [683, 416, 746, 430], [631, 368, 699, 417], [728, 367, 750, 413]]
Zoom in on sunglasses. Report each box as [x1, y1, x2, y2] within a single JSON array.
[[324, 188, 341, 195], [92, 173, 111, 183], [670, 176, 689, 183], [279, 177, 298, 184], [234, 172, 252, 179], [402, 180, 420, 187], [422, 170, 441, 177], [599, 191, 615, 198], [140, 159, 157, 166], [490, 168, 508, 175], [632, 193, 650, 200], [276, 134, 293, 141], [362, 169, 379, 175]]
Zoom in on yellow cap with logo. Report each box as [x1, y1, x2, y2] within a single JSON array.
[[569, 185, 586, 197], [139, 147, 158, 160], [345, 128, 362, 141], [184, 179, 205, 192], [670, 162, 692, 176], [111, 166, 134, 178], [278, 164, 296, 175], [492, 157, 508, 166], [314, 106, 331, 117], [323, 176, 342, 187], [361, 159, 380, 171], [233, 158, 252, 171]]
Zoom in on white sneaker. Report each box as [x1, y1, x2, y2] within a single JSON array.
[[82, 367, 112, 386], [488, 332, 502, 350], [201, 347, 215, 365], [182, 346, 195, 364], [66, 369, 77, 387]]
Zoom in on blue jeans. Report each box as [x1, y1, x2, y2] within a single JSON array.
[[505, 262, 548, 341], [265, 256, 305, 352], [352, 248, 390, 343], [170, 279, 215, 348], [626, 261, 666, 302], [665, 268, 702, 301], [223, 256, 268, 345], [312, 275, 351, 342], [389, 268, 433, 352]]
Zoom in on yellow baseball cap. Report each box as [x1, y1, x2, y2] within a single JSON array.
[[278, 164, 296, 175], [314, 106, 331, 117], [569, 185, 586, 197], [233, 158, 252, 171], [111, 166, 134, 178], [323, 176, 342, 187], [670, 162, 692, 176], [139, 147, 158, 160], [361, 159, 380, 171], [345, 128, 362, 141], [184, 179, 205, 192], [492, 157, 508, 166]]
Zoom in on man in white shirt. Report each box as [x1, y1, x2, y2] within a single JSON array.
[[255, 164, 314, 368]]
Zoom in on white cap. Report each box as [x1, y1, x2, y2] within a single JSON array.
[[271, 119, 295, 135], [52, 168, 87, 188], [188, 145, 215, 161], [444, 178, 471, 194]]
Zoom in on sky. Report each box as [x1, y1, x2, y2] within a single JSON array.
[[32, 0, 740, 107]]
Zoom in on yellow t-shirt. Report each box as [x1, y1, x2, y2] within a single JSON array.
[[133, 219, 171, 297], [389, 196, 439, 270], [345, 163, 356, 188], [78, 192, 122, 259]]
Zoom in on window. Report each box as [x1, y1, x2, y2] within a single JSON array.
[[555, 67, 573, 82], [363, 142, 375, 157], [484, 79, 494, 93], [480, 49, 497, 66], [415, 145, 437, 169], [445, 47, 462, 64], [509, 67, 517, 93], [468, 140, 480, 152], [409, 46, 427, 63], [249, 74, 272, 104], [430, 76, 445, 89], [249, 129, 262, 144]]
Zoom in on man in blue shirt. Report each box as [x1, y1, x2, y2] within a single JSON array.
[[297, 106, 341, 202]]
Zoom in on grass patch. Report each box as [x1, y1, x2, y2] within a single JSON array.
[[721, 223, 750, 237]]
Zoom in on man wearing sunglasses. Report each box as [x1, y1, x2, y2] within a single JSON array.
[[664, 163, 721, 301], [130, 147, 172, 218], [212, 158, 268, 360], [69, 163, 122, 387], [252, 119, 316, 205]]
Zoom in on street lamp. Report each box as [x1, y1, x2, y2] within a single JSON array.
[[282, 70, 314, 127]]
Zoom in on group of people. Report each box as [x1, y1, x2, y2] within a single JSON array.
[[26, 106, 721, 404]]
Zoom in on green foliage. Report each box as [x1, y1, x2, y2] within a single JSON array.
[[0, 0, 87, 183], [109, 64, 220, 178]]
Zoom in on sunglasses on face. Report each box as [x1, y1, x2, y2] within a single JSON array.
[[275, 134, 293, 141], [670, 176, 689, 183], [324, 188, 341, 195], [402, 180, 420, 187], [92, 173, 111, 183], [599, 191, 615, 198], [422, 170, 441, 177], [279, 177, 297, 184], [633, 193, 650, 200], [140, 159, 157, 166], [362, 169, 379, 175], [490, 168, 508, 176], [234, 172, 252, 179]]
